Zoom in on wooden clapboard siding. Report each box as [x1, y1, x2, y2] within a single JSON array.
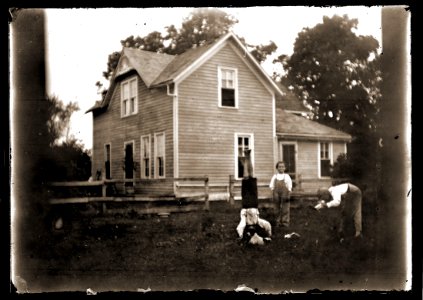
[[92, 72, 174, 195], [177, 42, 275, 184]]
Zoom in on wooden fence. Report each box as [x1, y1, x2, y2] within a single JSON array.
[[47, 175, 350, 211], [46, 176, 210, 211]]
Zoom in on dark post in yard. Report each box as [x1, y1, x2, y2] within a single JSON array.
[[240, 149, 258, 209], [204, 177, 209, 211]]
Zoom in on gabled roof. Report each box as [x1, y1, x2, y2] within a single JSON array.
[[276, 108, 351, 142], [151, 42, 216, 86], [123, 48, 174, 88], [86, 31, 284, 113]]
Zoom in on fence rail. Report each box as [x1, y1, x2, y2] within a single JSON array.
[[46, 175, 350, 209], [46, 176, 210, 211]]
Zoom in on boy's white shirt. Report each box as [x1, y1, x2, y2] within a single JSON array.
[[326, 183, 349, 208], [269, 173, 292, 191]]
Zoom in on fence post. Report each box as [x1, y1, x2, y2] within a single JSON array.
[[101, 171, 107, 214], [229, 175, 234, 205], [204, 176, 209, 211], [102, 171, 107, 197]]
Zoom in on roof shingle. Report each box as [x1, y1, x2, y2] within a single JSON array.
[[276, 108, 351, 141]]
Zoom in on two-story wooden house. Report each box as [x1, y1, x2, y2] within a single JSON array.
[[87, 31, 351, 199]]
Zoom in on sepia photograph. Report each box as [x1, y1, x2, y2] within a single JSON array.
[[9, 6, 413, 295]]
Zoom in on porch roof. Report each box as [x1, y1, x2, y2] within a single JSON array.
[[276, 108, 352, 142]]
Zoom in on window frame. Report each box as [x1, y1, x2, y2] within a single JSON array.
[[318, 141, 333, 178], [218, 66, 238, 109], [120, 76, 138, 117], [140, 134, 151, 179], [154, 132, 166, 179], [234, 133, 254, 179]]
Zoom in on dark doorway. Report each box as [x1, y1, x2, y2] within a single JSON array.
[[124, 143, 134, 186]]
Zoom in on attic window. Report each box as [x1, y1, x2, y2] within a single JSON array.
[[121, 76, 138, 117], [218, 67, 238, 108]]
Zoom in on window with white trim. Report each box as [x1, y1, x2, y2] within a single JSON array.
[[320, 142, 332, 177], [154, 132, 165, 178], [236, 134, 254, 179], [121, 76, 138, 117], [141, 135, 151, 179], [218, 67, 238, 108]]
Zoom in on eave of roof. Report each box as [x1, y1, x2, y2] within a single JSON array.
[[85, 100, 102, 113], [87, 31, 286, 114], [276, 108, 352, 142]]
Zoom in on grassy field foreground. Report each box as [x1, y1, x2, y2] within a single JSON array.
[[14, 198, 400, 294]]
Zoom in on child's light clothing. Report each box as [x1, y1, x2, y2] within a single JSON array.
[[236, 208, 272, 240], [269, 173, 292, 192], [269, 173, 292, 226]]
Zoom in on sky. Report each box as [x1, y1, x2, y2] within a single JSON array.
[[44, 6, 383, 150]]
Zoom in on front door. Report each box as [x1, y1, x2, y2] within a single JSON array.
[[104, 144, 111, 179], [280, 143, 296, 187], [124, 142, 134, 186]]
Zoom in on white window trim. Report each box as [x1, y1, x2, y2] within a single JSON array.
[[154, 132, 166, 179], [123, 140, 136, 180], [140, 134, 151, 179], [120, 76, 138, 117], [218, 66, 238, 109], [104, 143, 112, 179], [318, 141, 333, 178], [234, 133, 254, 179]]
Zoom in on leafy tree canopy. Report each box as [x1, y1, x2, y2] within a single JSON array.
[[37, 95, 91, 181], [100, 8, 277, 86], [274, 14, 382, 184], [275, 14, 381, 136], [39, 95, 80, 146]]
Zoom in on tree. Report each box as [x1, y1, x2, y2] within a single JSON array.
[[249, 40, 278, 64], [101, 8, 238, 83], [99, 7, 278, 88], [164, 8, 238, 55], [276, 15, 381, 132], [275, 15, 382, 184], [45, 95, 80, 146], [37, 95, 92, 182]]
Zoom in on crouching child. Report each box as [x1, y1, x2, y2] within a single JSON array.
[[237, 208, 272, 245], [236, 176, 272, 245]]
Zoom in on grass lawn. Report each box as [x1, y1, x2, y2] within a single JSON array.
[[13, 197, 404, 294]]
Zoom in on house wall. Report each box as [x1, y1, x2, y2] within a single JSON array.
[[92, 72, 174, 196], [177, 43, 275, 190], [279, 138, 348, 193]]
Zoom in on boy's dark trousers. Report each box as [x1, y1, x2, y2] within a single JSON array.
[[338, 183, 362, 237], [241, 177, 258, 208]]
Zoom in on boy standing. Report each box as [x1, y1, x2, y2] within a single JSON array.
[[269, 161, 292, 227]]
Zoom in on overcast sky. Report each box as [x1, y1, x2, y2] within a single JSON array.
[[44, 6, 383, 150]]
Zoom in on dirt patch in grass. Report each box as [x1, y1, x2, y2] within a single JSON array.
[[13, 199, 401, 293]]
